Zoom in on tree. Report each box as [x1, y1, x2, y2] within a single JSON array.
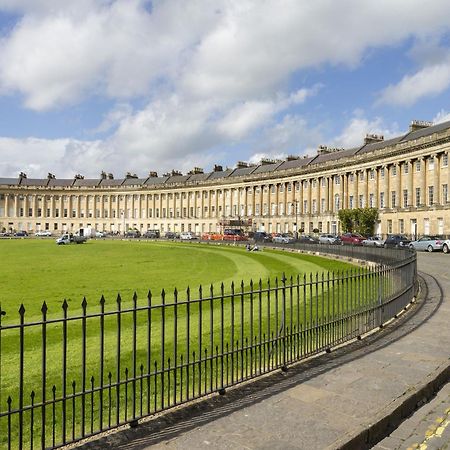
[[338, 209, 354, 233], [338, 208, 379, 236]]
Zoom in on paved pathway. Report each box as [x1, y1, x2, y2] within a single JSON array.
[[79, 253, 450, 450]]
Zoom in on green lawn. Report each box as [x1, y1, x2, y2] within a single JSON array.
[[0, 239, 360, 448], [0, 239, 354, 321]]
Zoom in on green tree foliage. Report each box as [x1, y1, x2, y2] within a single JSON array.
[[338, 208, 379, 236]]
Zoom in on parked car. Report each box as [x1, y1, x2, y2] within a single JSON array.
[[409, 236, 444, 252], [319, 234, 340, 245], [56, 233, 86, 245], [143, 230, 160, 238], [339, 233, 365, 245], [253, 231, 272, 243], [443, 239, 450, 254], [35, 230, 52, 237], [223, 229, 247, 241], [383, 234, 411, 248], [362, 236, 385, 247], [297, 235, 319, 244], [14, 230, 29, 237], [125, 230, 141, 238], [180, 231, 197, 240], [272, 233, 295, 244], [164, 231, 178, 239], [95, 231, 105, 238]]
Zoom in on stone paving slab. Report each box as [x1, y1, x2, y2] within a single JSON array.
[[77, 254, 450, 450]]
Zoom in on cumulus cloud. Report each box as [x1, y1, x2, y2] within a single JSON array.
[[433, 109, 450, 124], [0, 0, 220, 109], [331, 113, 399, 148], [1, 0, 450, 110], [216, 86, 321, 140], [377, 58, 450, 107], [0, 136, 103, 178], [1, 1, 450, 177]]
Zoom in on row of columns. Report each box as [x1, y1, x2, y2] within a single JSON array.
[[1, 152, 449, 222]]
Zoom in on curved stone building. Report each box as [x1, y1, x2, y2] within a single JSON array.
[[1, 120, 450, 237]]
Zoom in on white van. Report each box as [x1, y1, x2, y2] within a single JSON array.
[[180, 232, 196, 240]]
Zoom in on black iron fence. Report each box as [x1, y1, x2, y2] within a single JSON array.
[[0, 246, 417, 449]]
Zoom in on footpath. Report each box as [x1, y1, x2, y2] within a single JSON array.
[[80, 253, 450, 450]]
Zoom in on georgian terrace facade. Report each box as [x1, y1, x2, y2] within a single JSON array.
[[1, 120, 450, 238]]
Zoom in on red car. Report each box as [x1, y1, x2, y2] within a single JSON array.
[[339, 232, 365, 245]]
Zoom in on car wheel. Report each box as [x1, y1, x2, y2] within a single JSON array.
[[427, 245, 433, 253], [443, 244, 449, 254], [384, 243, 388, 248]]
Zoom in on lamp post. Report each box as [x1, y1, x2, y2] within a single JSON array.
[[294, 200, 299, 239]]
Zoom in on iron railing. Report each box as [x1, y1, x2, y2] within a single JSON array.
[[0, 246, 417, 449]]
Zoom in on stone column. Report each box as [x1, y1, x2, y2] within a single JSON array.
[[433, 153, 440, 205], [447, 151, 450, 203], [374, 167, 380, 208], [365, 169, 370, 208], [384, 165, 390, 208], [14, 194, 19, 218], [354, 171, 359, 207], [421, 157, 427, 206], [408, 160, 414, 207]]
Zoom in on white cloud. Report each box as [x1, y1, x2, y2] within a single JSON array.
[[0, 136, 104, 178], [1, 1, 450, 177], [331, 113, 399, 148], [377, 58, 450, 107], [216, 86, 320, 140], [0, 0, 221, 109], [433, 109, 450, 124], [2, 1, 450, 110]]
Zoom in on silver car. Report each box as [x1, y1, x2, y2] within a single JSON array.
[[272, 233, 295, 244], [362, 236, 385, 247], [409, 236, 444, 252], [443, 239, 450, 254], [319, 234, 339, 244]]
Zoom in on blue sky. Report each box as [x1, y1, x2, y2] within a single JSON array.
[[0, 0, 450, 178]]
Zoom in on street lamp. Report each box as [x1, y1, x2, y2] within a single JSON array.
[[121, 210, 126, 236], [294, 200, 299, 239]]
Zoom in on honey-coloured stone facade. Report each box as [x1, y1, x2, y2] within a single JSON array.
[[1, 120, 450, 237]]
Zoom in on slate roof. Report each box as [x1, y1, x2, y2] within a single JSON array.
[[276, 156, 317, 171], [73, 178, 100, 187], [99, 178, 125, 187], [143, 176, 169, 186], [19, 178, 49, 187], [0, 178, 20, 186], [121, 178, 146, 186], [47, 178, 74, 187], [208, 168, 233, 180], [251, 161, 283, 174], [187, 172, 210, 183]]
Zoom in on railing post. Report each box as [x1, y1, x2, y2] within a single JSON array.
[[41, 301, 48, 450], [281, 273, 287, 371], [0, 306, 5, 447], [131, 292, 138, 424], [81, 297, 87, 438], [116, 294, 122, 426], [18, 304, 25, 450], [62, 300, 69, 443]]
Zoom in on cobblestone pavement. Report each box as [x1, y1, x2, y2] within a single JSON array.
[[375, 382, 450, 450], [78, 253, 450, 450]]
